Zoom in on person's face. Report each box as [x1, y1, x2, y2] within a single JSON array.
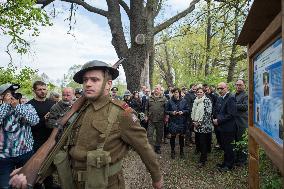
[[204, 86, 209, 93], [75, 93, 82, 99], [2, 91, 12, 103], [145, 89, 150, 96], [112, 90, 118, 96], [154, 86, 161, 96], [62, 89, 74, 102], [52, 96, 60, 102], [134, 93, 139, 99], [235, 80, 245, 93], [124, 95, 131, 100], [173, 90, 180, 99], [191, 86, 197, 93], [217, 83, 228, 96], [196, 89, 205, 98], [83, 70, 112, 100], [34, 85, 47, 99]]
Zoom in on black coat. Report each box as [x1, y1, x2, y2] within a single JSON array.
[[214, 93, 237, 133], [184, 91, 196, 114], [165, 97, 189, 134], [234, 91, 248, 129]]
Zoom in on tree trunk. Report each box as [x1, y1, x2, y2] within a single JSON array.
[[226, 7, 239, 83], [204, 0, 212, 76]]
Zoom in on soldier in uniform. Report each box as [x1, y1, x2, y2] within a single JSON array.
[[9, 60, 163, 189], [145, 84, 167, 154]]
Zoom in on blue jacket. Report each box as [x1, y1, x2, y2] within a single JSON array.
[[165, 97, 189, 127]]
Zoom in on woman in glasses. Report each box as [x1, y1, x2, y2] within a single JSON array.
[[191, 85, 213, 167]]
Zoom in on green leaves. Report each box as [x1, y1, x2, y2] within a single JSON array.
[[0, 0, 52, 55], [0, 64, 38, 95]]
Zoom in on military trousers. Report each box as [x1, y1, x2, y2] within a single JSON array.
[[147, 121, 164, 148]]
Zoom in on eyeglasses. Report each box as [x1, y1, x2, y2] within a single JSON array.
[[217, 87, 224, 90]]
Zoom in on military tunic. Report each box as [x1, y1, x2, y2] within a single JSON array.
[[68, 95, 162, 188], [145, 95, 167, 148]]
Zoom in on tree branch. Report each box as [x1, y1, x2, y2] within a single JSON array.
[[118, 0, 130, 17], [154, 0, 163, 18], [154, 0, 200, 34], [61, 0, 108, 17]]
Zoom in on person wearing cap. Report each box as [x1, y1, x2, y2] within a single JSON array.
[[0, 83, 39, 188], [75, 88, 83, 99], [10, 60, 163, 189], [111, 86, 122, 100]]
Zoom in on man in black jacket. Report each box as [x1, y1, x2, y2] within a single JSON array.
[[213, 82, 236, 171], [184, 84, 196, 145], [234, 79, 248, 166]]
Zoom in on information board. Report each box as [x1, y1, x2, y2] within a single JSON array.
[[253, 38, 283, 145]]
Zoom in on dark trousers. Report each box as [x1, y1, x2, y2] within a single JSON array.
[[0, 151, 33, 189], [170, 134, 184, 152], [235, 127, 247, 164], [220, 131, 236, 168], [197, 132, 212, 163], [195, 132, 200, 152], [185, 120, 194, 143]]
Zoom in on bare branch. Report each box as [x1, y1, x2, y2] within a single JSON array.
[[36, 0, 54, 8], [61, 0, 108, 17], [154, 0, 200, 34], [118, 0, 130, 17], [154, 0, 163, 18]]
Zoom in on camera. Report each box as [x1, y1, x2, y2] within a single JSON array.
[[11, 92, 22, 100]]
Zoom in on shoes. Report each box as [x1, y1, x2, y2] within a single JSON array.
[[218, 166, 232, 172], [171, 151, 175, 159], [197, 162, 205, 168], [216, 163, 225, 168]]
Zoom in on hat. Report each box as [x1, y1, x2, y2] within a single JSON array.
[[0, 83, 20, 95], [111, 87, 118, 92], [123, 90, 131, 96], [73, 60, 119, 84]]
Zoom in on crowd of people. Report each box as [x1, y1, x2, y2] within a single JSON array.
[[114, 80, 248, 170], [0, 73, 248, 188]]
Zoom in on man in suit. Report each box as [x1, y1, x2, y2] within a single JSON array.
[[213, 82, 236, 171], [234, 79, 248, 166]]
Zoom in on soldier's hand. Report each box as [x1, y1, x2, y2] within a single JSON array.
[[152, 177, 163, 189], [9, 167, 28, 189]]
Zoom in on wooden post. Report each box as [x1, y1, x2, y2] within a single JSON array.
[[249, 134, 259, 189]]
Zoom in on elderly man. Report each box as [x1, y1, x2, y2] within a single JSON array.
[[47, 87, 75, 128], [213, 82, 236, 171], [9, 60, 163, 189], [234, 79, 248, 166], [145, 84, 167, 154]]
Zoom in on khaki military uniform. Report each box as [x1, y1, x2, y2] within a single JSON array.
[[145, 95, 167, 150], [67, 95, 161, 188]]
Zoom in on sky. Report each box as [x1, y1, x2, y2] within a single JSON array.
[[0, 0, 193, 85]]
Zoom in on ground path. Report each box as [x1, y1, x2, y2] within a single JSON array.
[[123, 142, 248, 189]]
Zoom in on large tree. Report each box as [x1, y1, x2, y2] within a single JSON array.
[[36, 0, 200, 92]]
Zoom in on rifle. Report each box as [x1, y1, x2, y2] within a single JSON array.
[[18, 96, 86, 187]]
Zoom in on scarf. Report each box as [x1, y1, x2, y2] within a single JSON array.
[[191, 95, 205, 122]]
